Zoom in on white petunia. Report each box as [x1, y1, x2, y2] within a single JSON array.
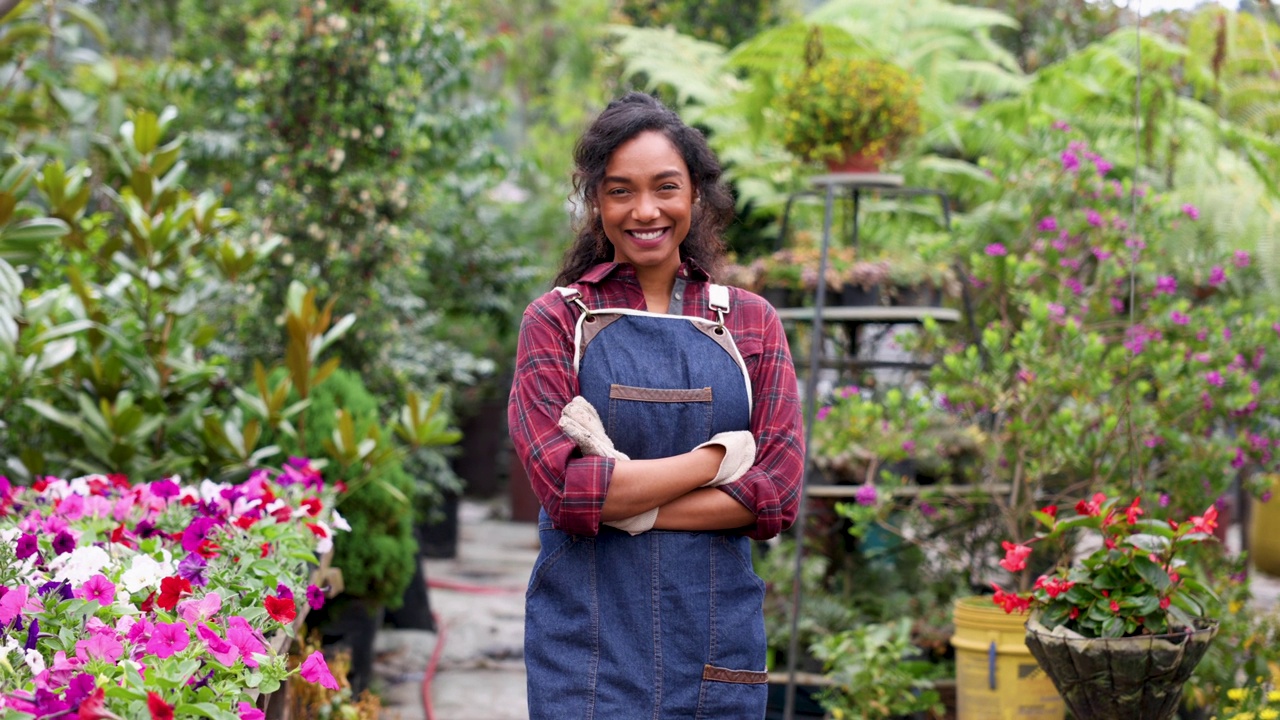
[[331, 510, 351, 533], [49, 545, 111, 585], [200, 479, 229, 504], [23, 648, 45, 675], [313, 520, 333, 555], [119, 553, 173, 594]]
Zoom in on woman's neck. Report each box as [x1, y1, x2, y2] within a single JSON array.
[[635, 268, 676, 314]]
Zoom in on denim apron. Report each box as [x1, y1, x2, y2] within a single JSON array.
[[525, 285, 769, 720]]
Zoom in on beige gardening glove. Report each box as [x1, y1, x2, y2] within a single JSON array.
[[559, 397, 657, 535], [693, 431, 756, 487]]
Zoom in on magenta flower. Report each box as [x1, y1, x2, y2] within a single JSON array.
[[1154, 276, 1177, 295], [52, 529, 75, 555], [1037, 217, 1058, 232], [178, 592, 222, 624], [1052, 120, 1071, 131], [985, 243, 1007, 257], [901, 440, 916, 454], [1234, 250, 1251, 268], [1209, 266, 1226, 286], [1065, 278, 1083, 295], [1086, 209, 1103, 227], [198, 623, 240, 667], [1205, 370, 1224, 386], [855, 484, 878, 507], [275, 584, 294, 601], [15, 532, 37, 560], [75, 574, 115, 606], [816, 406, 831, 421], [1159, 493, 1171, 508], [1182, 203, 1200, 220], [238, 702, 266, 720], [1061, 150, 1080, 172], [1092, 156, 1114, 176], [145, 621, 190, 659], [1091, 248, 1112, 261], [300, 651, 340, 690], [1125, 237, 1146, 251], [1170, 311, 1189, 325], [0, 585, 29, 624], [1110, 296, 1126, 314], [227, 616, 266, 668], [306, 584, 326, 611], [1232, 448, 1247, 469], [74, 632, 123, 664], [1047, 303, 1066, 319]]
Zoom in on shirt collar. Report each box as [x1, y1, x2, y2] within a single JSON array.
[[576, 259, 712, 286]]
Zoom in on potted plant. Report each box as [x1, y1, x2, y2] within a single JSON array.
[[838, 260, 890, 306], [991, 493, 1222, 720], [810, 619, 946, 720], [779, 27, 923, 172]]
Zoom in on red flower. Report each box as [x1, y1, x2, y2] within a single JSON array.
[[260, 542, 271, 558], [179, 495, 196, 506], [271, 506, 292, 523], [1124, 497, 1144, 525], [1068, 606, 1080, 620], [147, 692, 174, 720], [234, 515, 258, 530], [1075, 492, 1106, 517], [139, 591, 156, 613], [1109, 599, 1121, 613], [79, 688, 122, 720], [1187, 505, 1218, 535], [301, 497, 323, 517], [1159, 596, 1171, 610], [264, 594, 297, 624], [1104, 537, 1117, 550], [1040, 505, 1058, 518], [196, 539, 221, 559], [305, 523, 328, 540], [156, 576, 192, 612], [998, 541, 1032, 573]]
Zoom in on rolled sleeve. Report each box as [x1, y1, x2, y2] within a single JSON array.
[[507, 295, 613, 536], [718, 296, 804, 540]]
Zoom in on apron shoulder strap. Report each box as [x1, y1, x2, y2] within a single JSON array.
[[708, 283, 730, 327]]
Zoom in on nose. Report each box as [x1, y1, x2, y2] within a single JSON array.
[[632, 193, 660, 222]]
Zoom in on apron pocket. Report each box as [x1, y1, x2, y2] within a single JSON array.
[[607, 384, 714, 458], [696, 664, 768, 719], [525, 527, 578, 599]]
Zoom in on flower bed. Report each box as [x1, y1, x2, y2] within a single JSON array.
[[0, 459, 346, 718]]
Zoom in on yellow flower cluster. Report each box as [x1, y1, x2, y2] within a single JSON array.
[[1214, 685, 1280, 720]]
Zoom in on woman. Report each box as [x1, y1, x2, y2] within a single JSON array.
[[508, 92, 804, 719]]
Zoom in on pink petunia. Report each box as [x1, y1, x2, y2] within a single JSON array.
[[197, 623, 240, 667], [76, 574, 116, 606], [238, 702, 266, 720], [177, 592, 222, 624], [75, 632, 124, 664], [300, 651, 340, 690], [145, 621, 190, 660], [0, 585, 29, 624], [984, 243, 1007, 257], [227, 616, 266, 668], [1181, 203, 1200, 220], [1234, 250, 1251, 268]]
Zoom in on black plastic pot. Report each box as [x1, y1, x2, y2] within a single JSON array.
[[417, 490, 459, 560], [765, 681, 828, 720], [383, 557, 436, 632], [840, 283, 882, 306]]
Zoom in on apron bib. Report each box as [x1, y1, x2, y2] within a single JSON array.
[[525, 285, 769, 720]]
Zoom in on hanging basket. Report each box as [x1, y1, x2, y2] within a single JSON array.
[[1023, 616, 1218, 720]]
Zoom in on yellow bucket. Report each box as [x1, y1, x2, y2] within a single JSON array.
[[1250, 482, 1280, 577], [951, 596, 1064, 720]]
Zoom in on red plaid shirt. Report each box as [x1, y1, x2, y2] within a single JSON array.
[[507, 260, 804, 539]]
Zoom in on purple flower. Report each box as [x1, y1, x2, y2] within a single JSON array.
[[1037, 217, 1058, 232], [1093, 157, 1114, 176], [1205, 371, 1224, 386], [306, 584, 326, 610], [1086, 209, 1103, 227], [1125, 237, 1146, 251], [901, 440, 916, 454], [64, 673, 95, 707], [15, 532, 37, 560], [816, 406, 831, 421], [75, 574, 115, 606], [1052, 120, 1071, 131], [1111, 296, 1126, 314], [1209, 266, 1226, 286], [985, 243, 1007, 257], [1234, 250, 1251, 268], [1091, 248, 1112, 261], [855, 484, 878, 507], [1065, 278, 1083, 295], [38, 580, 73, 600], [1154, 276, 1177, 295], [1182, 203, 1200, 220], [25, 618, 39, 650], [276, 583, 294, 601], [1047, 303, 1066, 319], [1159, 493, 1171, 508], [182, 517, 217, 553], [1170, 311, 1189, 325], [52, 530, 75, 555], [177, 552, 208, 587], [1061, 150, 1080, 172], [919, 502, 938, 517], [145, 621, 190, 659], [1232, 448, 1247, 469]]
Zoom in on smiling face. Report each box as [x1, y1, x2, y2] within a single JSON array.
[[596, 130, 694, 279]]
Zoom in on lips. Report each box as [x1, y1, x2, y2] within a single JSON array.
[[626, 227, 669, 248]]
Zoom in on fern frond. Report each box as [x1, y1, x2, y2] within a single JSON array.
[[604, 24, 736, 106]]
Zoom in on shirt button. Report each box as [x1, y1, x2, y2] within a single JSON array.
[[674, 292, 682, 300]]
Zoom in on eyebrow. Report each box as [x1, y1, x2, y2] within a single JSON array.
[[602, 169, 686, 184]]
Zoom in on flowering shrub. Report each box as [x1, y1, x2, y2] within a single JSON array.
[[1216, 684, 1280, 720], [992, 493, 1219, 638], [0, 459, 347, 718]]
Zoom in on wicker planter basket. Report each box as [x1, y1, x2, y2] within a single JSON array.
[[1023, 616, 1217, 720]]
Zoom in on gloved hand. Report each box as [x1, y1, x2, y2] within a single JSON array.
[[693, 431, 756, 487], [559, 397, 655, 535], [559, 396, 629, 461]]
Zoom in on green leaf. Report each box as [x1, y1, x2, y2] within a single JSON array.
[[1130, 555, 1171, 592]]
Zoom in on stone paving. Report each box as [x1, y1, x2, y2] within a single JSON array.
[[373, 499, 1280, 720]]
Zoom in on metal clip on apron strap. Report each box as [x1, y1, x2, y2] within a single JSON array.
[[554, 286, 591, 316], [708, 283, 730, 329]]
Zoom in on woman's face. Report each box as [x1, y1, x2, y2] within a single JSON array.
[[596, 130, 694, 277]]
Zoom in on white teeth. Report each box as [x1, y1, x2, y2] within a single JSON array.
[[631, 229, 664, 240]]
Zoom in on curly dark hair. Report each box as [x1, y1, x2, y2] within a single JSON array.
[[554, 92, 735, 287]]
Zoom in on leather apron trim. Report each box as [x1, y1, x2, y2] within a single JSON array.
[[702, 664, 768, 684], [609, 384, 713, 403]]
